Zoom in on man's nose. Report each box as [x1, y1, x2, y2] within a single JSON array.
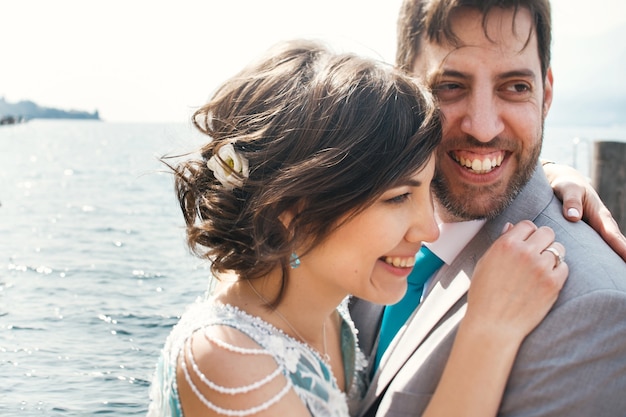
[[459, 89, 505, 143]]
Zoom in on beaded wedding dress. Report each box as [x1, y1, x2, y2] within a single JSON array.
[[146, 296, 367, 417]]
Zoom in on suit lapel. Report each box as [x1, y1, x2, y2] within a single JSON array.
[[350, 298, 384, 358], [375, 266, 470, 388]]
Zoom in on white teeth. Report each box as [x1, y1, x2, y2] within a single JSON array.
[[454, 154, 503, 174], [383, 256, 416, 268]]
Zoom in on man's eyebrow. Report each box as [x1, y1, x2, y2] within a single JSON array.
[[496, 69, 537, 81], [428, 68, 537, 85], [439, 69, 468, 79], [427, 69, 469, 86]]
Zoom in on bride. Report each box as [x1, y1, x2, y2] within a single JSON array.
[[147, 39, 567, 417]]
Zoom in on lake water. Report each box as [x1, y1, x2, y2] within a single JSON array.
[[1, 120, 625, 416], [0, 121, 211, 416]]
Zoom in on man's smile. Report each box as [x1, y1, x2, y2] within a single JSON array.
[[450, 151, 506, 174]]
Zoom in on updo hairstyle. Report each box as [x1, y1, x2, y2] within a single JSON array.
[[171, 39, 441, 304]]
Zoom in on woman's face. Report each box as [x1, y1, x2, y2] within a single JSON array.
[[297, 157, 440, 305]]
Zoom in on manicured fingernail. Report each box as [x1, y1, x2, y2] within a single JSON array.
[[567, 208, 580, 218], [501, 222, 513, 234]]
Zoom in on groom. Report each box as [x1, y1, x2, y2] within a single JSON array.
[[352, 0, 626, 416]]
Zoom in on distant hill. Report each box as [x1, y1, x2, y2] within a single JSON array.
[[0, 97, 100, 122]]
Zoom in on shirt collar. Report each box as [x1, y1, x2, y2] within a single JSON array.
[[425, 219, 485, 265]]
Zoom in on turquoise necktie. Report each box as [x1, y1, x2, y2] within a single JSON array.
[[374, 246, 444, 371]]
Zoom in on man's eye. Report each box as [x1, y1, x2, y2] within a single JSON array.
[[510, 83, 531, 92], [500, 82, 533, 101], [502, 82, 532, 94], [434, 83, 460, 92], [432, 83, 464, 101]]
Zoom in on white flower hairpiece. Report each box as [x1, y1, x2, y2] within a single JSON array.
[[206, 143, 249, 190]]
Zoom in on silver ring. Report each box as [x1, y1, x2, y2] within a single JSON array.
[[543, 246, 564, 268]]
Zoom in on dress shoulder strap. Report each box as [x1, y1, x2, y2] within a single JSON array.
[[179, 323, 293, 416]]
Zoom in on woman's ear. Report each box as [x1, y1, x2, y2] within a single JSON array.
[[278, 209, 295, 229], [278, 200, 305, 230]]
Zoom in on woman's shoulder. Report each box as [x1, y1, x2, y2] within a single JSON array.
[[175, 320, 310, 416], [150, 296, 359, 416], [164, 298, 260, 346]]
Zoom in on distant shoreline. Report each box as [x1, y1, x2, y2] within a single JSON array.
[[0, 97, 100, 123]]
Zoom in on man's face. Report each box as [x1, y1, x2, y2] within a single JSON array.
[[412, 7, 553, 222]]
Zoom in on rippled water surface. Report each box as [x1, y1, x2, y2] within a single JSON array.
[[0, 121, 209, 416], [1, 120, 624, 416]]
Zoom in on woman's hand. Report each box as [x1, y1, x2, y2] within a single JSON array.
[[464, 220, 568, 343], [423, 221, 569, 417], [543, 162, 626, 261]]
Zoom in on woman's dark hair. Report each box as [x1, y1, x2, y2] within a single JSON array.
[[169, 39, 441, 305]]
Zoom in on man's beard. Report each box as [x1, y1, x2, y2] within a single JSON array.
[[432, 133, 543, 222]]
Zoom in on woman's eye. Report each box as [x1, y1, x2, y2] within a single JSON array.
[[386, 193, 410, 204]]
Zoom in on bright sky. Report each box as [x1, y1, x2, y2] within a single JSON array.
[[1, 0, 624, 122]]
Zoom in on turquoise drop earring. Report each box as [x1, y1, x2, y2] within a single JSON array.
[[290, 253, 301, 269]]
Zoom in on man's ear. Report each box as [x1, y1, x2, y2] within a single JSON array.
[[543, 67, 554, 118]]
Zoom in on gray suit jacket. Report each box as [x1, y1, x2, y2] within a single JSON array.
[[352, 164, 626, 417]]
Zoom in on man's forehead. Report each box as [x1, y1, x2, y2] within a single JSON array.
[[445, 6, 534, 48], [411, 6, 538, 77]]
